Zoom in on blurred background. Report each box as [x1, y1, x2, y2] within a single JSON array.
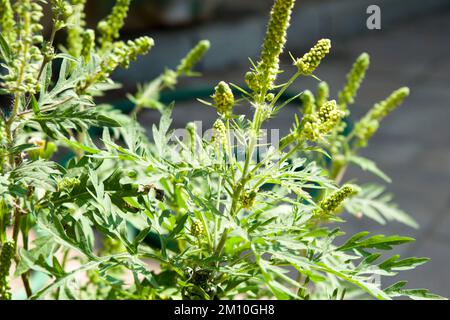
[[86, 0, 450, 297]]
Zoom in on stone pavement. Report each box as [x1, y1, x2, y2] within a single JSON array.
[[137, 10, 450, 297]]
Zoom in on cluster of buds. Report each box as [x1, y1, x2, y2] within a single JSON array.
[[51, 0, 74, 30], [300, 100, 342, 142], [0, 119, 6, 144], [338, 53, 370, 113], [240, 190, 257, 210], [190, 220, 205, 238], [0, 121, 5, 170], [186, 122, 198, 153], [300, 90, 315, 116], [0, 241, 15, 300], [295, 39, 331, 75], [77, 36, 154, 93], [176, 40, 210, 76], [211, 119, 228, 149], [246, 0, 296, 94], [354, 87, 409, 147], [0, 0, 15, 43], [316, 81, 330, 109], [316, 184, 359, 216], [212, 81, 235, 117], [67, 0, 87, 57], [81, 29, 95, 63], [58, 177, 81, 193], [97, 0, 131, 49], [99, 236, 125, 255], [115, 37, 154, 68], [3, 0, 44, 94], [161, 69, 178, 88]]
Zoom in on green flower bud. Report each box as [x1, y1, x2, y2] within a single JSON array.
[[253, 0, 296, 92], [316, 81, 330, 109], [119, 37, 154, 68], [0, 0, 15, 43], [0, 241, 15, 300], [42, 42, 56, 62], [51, 0, 74, 30], [212, 81, 235, 117], [186, 122, 197, 152], [240, 190, 257, 210], [97, 0, 131, 49], [100, 236, 125, 255], [81, 29, 95, 63], [67, 0, 87, 57], [317, 184, 359, 215], [354, 87, 409, 147], [300, 114, 321, 142], [318, 100, 342, 134], [295, 39, 331, 75], [161, 68, 178, 88], [338, 53, 370, 113], [176, 40, 210, 76], [77, 36, 154, 92], [58, 177, 80, 193], [266, 93, 275, 102], [190, 221, 204, 238], [211, 119, 227, 148], [245, 71, 260, 92], [301, 90, 315, 115], [4, 0, 44, 94], [370, 87, 410, 119], [299, 100, 342, 142]]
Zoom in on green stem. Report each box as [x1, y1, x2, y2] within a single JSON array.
[[270, 71, 301, 109]]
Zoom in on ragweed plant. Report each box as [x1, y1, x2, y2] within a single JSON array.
[[0, 0, 446, 300]]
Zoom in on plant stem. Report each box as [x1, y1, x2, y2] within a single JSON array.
[[270, 71, 301, 109]]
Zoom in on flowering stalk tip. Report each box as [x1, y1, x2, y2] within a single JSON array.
[[338, 52, 370, 113], [250, 0, 296, 93], [176, 40, 210, 76], [295, 39, 331, 75], [354, 87, 409, 147], [212, 81, 235, 117], [97, 0, 131, 49], [317, 184, 359, 215]]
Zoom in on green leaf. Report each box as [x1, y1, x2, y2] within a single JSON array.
[[9, 144, 38, 155], [168, 214, 188, 239], [385, 281, 447, 300], [30, 104, 121, 139], [9, 160, 64, 192], [345, 184, 419, 228], [337, 233, 415, 251], [16, 235, 57, 276], [0, 33, 12, 63], [61, 137, 101, 154], [348, 155, 391, 183], [379, 255, 429, 271], [131, 226, 152, 253], [31, 94, 41, 115]]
